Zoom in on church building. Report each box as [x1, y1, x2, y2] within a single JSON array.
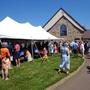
[[43, 8, 86, 41]]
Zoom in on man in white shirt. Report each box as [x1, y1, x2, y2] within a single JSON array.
[[80, 41, 85, 59]]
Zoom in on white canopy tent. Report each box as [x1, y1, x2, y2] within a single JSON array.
[[24, 23, 59, 40], [0, 17, 33, 39], [0, 17, 63, 58], [0, 17, 60, 40]]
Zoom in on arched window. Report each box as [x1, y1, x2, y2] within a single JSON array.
[[60, 24, 67, 36]]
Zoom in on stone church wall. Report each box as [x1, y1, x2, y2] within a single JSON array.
[[48, 17, 83, 41]]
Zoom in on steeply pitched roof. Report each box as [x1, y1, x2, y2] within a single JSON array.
[[43, 8, 86, 31]]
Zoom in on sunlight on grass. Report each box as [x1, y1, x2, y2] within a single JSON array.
[[0, 54, 84, 90]]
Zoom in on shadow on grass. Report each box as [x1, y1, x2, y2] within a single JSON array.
[[54, 68, 67, 74]]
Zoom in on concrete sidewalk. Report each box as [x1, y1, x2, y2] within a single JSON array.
[[46, 56, 90, 90]]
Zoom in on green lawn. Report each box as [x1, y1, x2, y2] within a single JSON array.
[[0, 54, 84, 90]]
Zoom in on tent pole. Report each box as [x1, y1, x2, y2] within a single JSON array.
[[31, 40, 34, 59]]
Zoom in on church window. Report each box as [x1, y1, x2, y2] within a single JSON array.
[[60, 24, 67, 36]]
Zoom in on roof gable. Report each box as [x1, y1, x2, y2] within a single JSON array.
[[43, 8, 86, 31]]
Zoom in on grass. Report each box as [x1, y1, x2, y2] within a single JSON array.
[[0, 54, 84, 90]]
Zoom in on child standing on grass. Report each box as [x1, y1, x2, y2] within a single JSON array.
[[2, 55, 10, 80], [41, 47, 48, 62]]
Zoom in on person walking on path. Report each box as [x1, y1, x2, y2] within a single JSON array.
[[58, 42, 70, 74], [48, 55, 90, 90]]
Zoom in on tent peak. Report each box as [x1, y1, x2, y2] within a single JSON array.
[[2, 16, 15, 21], [0, 16, 19, 24]]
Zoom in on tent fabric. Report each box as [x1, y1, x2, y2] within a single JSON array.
[[0, 17, 60, 40]]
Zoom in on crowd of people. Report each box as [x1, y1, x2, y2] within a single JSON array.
[[58, 40, 90, 74], [0, 41, 33, 80], [0, 40, 90, 80]]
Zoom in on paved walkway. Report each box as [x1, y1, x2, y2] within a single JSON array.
[[47, 55, 90, 90]]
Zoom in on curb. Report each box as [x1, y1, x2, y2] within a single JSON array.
[[45, 59, 86, 90]]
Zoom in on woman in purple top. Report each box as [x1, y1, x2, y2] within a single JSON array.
[[14, 43, 21, 67]]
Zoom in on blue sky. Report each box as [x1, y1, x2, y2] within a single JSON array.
[[0, 0, 90, 29]]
